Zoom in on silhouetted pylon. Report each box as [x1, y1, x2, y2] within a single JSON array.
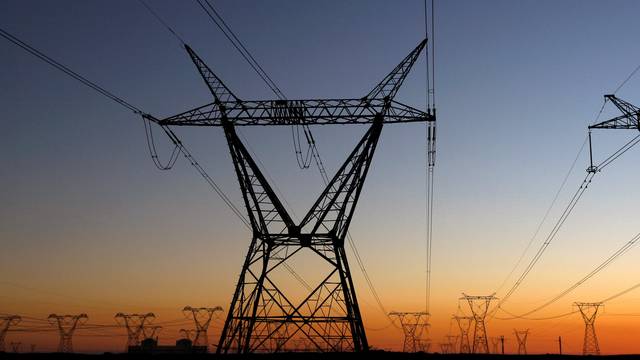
[[439, 342, 452, 354], [514, 329, 529, 355], [142, 325, 162, 341], [445, 335, 458, 353], [575, 302, 602, 355], [30, 344, 36, 353], [453, 315, 472, 353], [490, 337, 500, 354], [418, 338, 431, 353], [114, 313, 155, 349], [388, 311, 429, 352], [179, 329, 196, 341], [10, 342, 20, 353], [48, 313, 87, 353], [0, 315, 21, 352], [460, 293, 496, 354], [183, 306, 223, 347]]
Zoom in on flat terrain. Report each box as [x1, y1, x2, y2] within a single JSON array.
[[2, 353, 640, 359]]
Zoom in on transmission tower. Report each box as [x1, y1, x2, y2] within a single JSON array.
[[115, 313, 155, 349], [460, 293, 496, 354], [575, 302, 603, 355], [48, 313, 87, 353], [183, 306, 223, 347], [143, 38, 433, 353], [453, 315, 472, 353], [439, 342, 451, 354], [490, 337, 500, 354], [445, 335, 458, 353], [10, 341, 20, 353], [514, 329, 529, 355], [180, 329, 196, 341], [388, 311, 429, 353], [588, 95, 640, 172], [0, 315, 21, 352], [142, 325, 162, 341]]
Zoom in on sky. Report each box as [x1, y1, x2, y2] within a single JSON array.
[[2, 0, 640, 354]]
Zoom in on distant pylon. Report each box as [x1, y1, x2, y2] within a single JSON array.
[[30, 344, 36, 353], [114, 313, 155, 349], [48, 313, 88, 353], [575, 302, 603, 355], [439, 342, 452, 354], [388, 312, 429, 352], [514, 329, 529, 354], [142, 325, 162, 341], [183, 306, 223, 347], [0, 315, 21, 352], [10, 342, 21, 353], [490, 337, 500, 354], [179, 329, 195, 341], [460, 293, 496, 354], [453, 315, 472, 353], [418, 338, 431, 353], [445, 335, 458, 353]]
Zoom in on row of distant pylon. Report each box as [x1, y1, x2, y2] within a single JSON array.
[[390, 293, 603, 355], [0, 305, 223, 353]]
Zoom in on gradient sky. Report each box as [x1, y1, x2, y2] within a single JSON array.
[[3, 0, 640, 354]]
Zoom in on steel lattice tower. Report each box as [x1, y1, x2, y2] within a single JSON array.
[[388, 311, 430, 353], [144, 39, 433, 353], [48, 314, 87, 353], [180, 329, 196, 341], [575, 302, 602, 355], [453, 315, 472, 353], [183, 306, 223, 347], [514, 329, 529, 355], [115, 313, 155, 349], [0, 315, 21, 352], [490, 337, 500, 354], [460, 293, 496, 354]]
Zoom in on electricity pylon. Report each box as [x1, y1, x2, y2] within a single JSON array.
[[460, 293, 496, 354], [48, 313, 87, 353], [588, 95, 640, 172], [115, 313, 155, 349], [453, 315, 472, 353], [417, 338, 431, 353], [142, 325, 162, 341], [388, 311, 429, 353], [514, 329, 529, 355], [10, 342, 20, 353], [439, 342, 452, 354], [490, 337, 500, 354], [445, 335, 458, 353], [183, 306, 223, 347], [180, 329, 195, 341], [145, 38, 433, 353], [0, 315, 21, 352], [575, 302, 603, 355]]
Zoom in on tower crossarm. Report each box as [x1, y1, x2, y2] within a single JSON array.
[[185, 44, 241, 106], [365, 39, 427, 101], [155, 98, 432, 127], [589, 95, 640, 130]]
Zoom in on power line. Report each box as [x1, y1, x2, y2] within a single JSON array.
[[138, 1, 315, 293], [492, 171, 595, 315], [137, 0, 186, 45], [507, 231, 640, 318], [494, 135, 589, 295], [0, 27, 141, 114]]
